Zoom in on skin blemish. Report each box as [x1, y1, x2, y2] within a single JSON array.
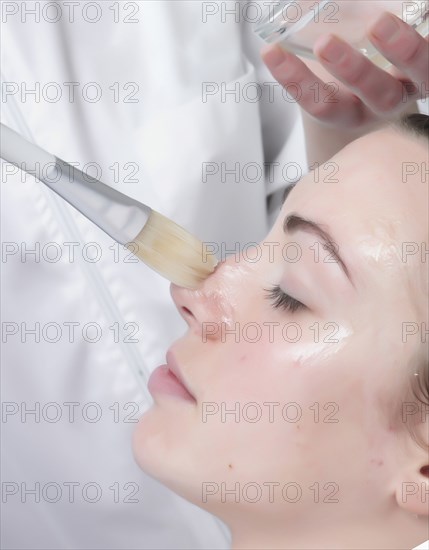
[[228, 464, 233, 469], [420, 465, 429, 477]]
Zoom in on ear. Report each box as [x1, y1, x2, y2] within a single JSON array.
[[395, 422, 429, 517]]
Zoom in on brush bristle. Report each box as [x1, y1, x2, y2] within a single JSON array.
[[128, 211, 218, 288]]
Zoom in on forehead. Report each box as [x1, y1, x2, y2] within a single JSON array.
[[281, 128, 428, 290], [288, 128, 428, 241]]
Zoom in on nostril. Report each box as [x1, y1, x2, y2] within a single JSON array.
[[181, 306, 193, 317]]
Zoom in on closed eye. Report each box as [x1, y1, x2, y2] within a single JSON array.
[[265, 285, 305, 313]]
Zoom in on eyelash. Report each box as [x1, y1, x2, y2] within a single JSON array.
[[265, 286, 305, 313]]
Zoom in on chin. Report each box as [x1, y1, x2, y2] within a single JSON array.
[[132, 409, 166, 478], [131, 410, 201, 505]]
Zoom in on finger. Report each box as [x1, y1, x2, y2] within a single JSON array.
[[369, 12, 429, 95], [313, 34, 408, 117], [261, 44, 371, 126]]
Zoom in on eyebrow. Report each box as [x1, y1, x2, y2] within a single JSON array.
[[283, 214, 352, 283]]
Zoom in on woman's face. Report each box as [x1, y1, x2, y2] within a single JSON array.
[[133, 128, 428, 544]]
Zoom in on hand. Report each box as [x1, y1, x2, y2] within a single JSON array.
[[262, 12, 428, 130]]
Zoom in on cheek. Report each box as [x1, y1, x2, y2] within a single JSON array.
[[202, 316, 354, 418], [200, 326, 388, 473], [209, 330, 290, 401], [192, 337, 317, 473]]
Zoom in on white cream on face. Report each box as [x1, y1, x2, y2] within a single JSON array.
[[133, 128, 429, 550]]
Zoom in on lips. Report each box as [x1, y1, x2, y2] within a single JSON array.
[[147, 350, 196, 403], [166, 350, 195, 400]]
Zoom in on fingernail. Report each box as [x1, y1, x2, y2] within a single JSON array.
[[371, 13, 401, 44], [318, 36, 346, 64], [262, 44, 286, 68]]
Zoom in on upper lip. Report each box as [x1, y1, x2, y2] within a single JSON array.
[[166, 349, 196, 400]]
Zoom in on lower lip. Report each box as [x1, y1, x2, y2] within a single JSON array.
[[148, 365, 196, 403]]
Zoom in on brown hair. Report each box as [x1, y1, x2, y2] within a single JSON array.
[[400, 112, 429, 138]]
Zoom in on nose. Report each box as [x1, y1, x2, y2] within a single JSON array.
[[170, 261, 236, 335]]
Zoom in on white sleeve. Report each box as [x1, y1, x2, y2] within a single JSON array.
[[239, 0, 307, 225]]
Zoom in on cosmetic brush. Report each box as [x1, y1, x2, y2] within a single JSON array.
[[0, 123, 218, 288]]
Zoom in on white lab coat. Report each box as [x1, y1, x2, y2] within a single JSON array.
[[1, 1, 305, 548]]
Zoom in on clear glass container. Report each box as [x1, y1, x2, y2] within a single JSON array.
[[255, 0, 429, 69]]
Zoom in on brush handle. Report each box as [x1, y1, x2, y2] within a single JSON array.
[[1, 122, 55, 173], [1, 123, 151, 244]]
